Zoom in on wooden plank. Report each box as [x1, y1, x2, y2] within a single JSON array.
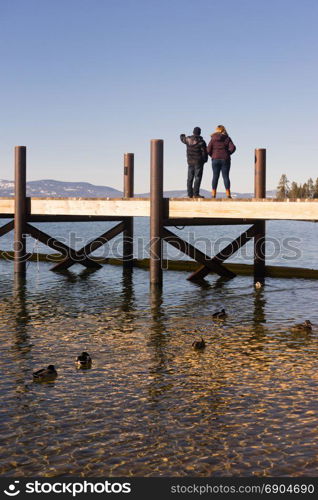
[[26, 223, 101, 269], [188, 224, 258, 281], [162, 227, 236, 278], [28, 215, 126, 222], [164, 218, 257, 226], [1, 197, 318, 220], [30, 198, 150, 217], [168, 199, 318, 221], [0, 198, 14, 215], [52, 221, 125, 271]]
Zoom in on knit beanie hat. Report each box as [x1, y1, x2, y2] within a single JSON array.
[[193, 127, 201, 136]]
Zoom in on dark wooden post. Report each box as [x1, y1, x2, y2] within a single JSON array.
[[254, 149, 266, 198], [123, 153, 134, 268], [254, 148, 266, 283], [150, 139, 164, 286], [124, 153, 134, 198], [14, 146, 27, 274]]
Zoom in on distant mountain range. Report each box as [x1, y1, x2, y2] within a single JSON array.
[[0, 179, 276, 198]]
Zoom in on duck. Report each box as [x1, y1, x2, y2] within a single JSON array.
[[76, 351, 92, 368], [33, 365, 57, 382], [255, 281, 262, 289], [291, 320, 312, 332], [212, 308, 227, 319], [192, 337, 206, 350]]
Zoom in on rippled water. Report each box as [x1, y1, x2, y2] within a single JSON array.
[[1, 257, 318, 477]]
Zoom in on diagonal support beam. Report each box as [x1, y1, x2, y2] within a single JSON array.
[[26, 223, 102, 270], [0, 220, 14, 237], [188, 224, 258, 281], [162, 227, 235, 279], [52, 222, 125, 271]]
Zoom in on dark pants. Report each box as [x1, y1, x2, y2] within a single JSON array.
[[187, 163, 203, 197], [212, 159, 231, 190]]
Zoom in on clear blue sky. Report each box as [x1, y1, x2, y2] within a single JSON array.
[[1, 0, 317, 193]]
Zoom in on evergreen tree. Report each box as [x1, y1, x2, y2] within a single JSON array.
[[301, 183, 308, 198], [288, 181, 300, 199], [307, 178, 314, 198], [314, 178, 318, 198], [276, 174, 289, 199]]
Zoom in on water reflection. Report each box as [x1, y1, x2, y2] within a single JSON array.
[[147, 286, 172, 405], [1, 264, 318, 476], [120, 269, 135, 313], [251, 287, 266, 339], [13, 274, 30, 326]]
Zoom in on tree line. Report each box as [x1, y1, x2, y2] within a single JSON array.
[[276, 175, 318, 199]]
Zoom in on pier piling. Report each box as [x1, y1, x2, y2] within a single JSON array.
[[14, 146, 27, 274], [150, 140, 164, 286], [123, 153, 134, 268], [254, 148, 266, 282], [254, 148, 266, 198]]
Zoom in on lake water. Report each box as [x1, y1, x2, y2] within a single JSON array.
[[0, 219, 318, 477], [0, 218, 318, 268]]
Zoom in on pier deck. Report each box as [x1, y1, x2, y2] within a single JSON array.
[[1, 197, 318, 221]]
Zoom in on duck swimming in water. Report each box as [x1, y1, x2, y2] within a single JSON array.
[[33, 365, 57, 382], [212, 308, 227, 319], [192, 337, 206, 350], [291, 320, 312, 332], [76, 352, 92, 368]]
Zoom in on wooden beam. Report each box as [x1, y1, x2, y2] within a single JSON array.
[[51, 221, 125, 271], [123, 153, 134, 269], [28, 215, 126, 222], [254, 220, 266, 282], [188, 224, 258, 281], [162, 227, 235, 279], [150, 140, 164, 286], [164, 218, 257, 226], [0, 220, 14, 237], [14, 147, 27, 274], [1, 197, 318, 221], [30, 198, 150, 217], [26, 223, 101, 269], [168, 199, 318, 221]]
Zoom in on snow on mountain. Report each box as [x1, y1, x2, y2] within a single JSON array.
[[0, 179, 276, 198]]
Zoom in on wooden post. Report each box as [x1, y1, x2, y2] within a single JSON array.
[[124, 153, 134, 198], [14, 146, 27, 274], [254, 149, 266, 198], [150, 139, 164, 286], [254, 148, 266, 282], [123, 153, 134, 268]]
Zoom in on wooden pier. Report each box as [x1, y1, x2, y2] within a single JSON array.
[[1, 142, 318, 284]]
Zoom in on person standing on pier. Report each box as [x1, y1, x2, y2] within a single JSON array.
[[207, 125, 236, 198], [180, 127, 208, 198]]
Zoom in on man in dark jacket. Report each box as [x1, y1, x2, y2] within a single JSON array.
[[180, 127, 207, 198]]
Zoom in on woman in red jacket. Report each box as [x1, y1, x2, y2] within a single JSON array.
[[207, 125, 236, 198]]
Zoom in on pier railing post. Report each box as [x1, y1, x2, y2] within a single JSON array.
[[123, 153, 134, 268], [150, 139, 164, 286], [254, 148, 266, 283], [254, 148, 266, 198], [14, 146, 27, 274]]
